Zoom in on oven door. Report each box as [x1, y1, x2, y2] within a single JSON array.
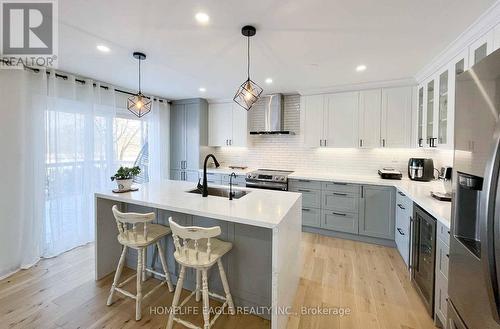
[[245, 180, 288, 191]]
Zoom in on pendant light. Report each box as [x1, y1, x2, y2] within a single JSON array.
[[233, 25, 263, 111], [127, 52, 151, 118]]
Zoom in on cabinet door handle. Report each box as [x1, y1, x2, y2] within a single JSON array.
[[298, 179, 311, 183], [332, 182, 347, 185], [397, 228, 405, 235], [298, 189, 311, 192], [229, 139, 232, 146], [302, 208, 311, 212], [324, 139, 327, 147], [359, 139, 363, 147], [397, 203, 406, 210], [319, 139, 323, 147], [333, 192, 348, 196], [398, 191, 406, 197], [382, 139, 386, 147], [418, 138, 423, 147], [332, 212, 347, 216], [360, 186, 364, 198]]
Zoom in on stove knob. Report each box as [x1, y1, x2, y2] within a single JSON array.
[[246, 174, 251, 179], [281, 177, 285, 181]]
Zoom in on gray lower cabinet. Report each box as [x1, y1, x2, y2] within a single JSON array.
[[359, 185, 395, 239], [170, 98, 208, 180], [321, 210, 358, 234], [301, 207, 321, 227]]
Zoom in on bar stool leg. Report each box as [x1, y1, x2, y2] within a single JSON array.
[[201, 269, 210, 329], [136, 248, 143, 321], [142, 248, 146, 282], [166, 265, 185, 329], [107, 246, 127, 306], [195, 269, 201, 302], [217, 259, 235, 315], [156, 241, 174, 292]]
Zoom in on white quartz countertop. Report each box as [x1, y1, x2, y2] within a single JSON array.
[[289, 172, 451, 228], [95, 180, 300, 229]]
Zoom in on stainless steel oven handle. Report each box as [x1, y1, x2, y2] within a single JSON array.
[[481, 126, 500, 323]]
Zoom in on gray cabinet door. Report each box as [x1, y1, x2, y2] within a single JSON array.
[[170, 104, 186, 170], [302, 207, 321, 228], [321, 210, 358, 234], [185, 103, 201, 171], [359, 185, 395, 239]]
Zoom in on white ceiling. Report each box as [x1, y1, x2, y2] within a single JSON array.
[[57, 0, 496, 101]]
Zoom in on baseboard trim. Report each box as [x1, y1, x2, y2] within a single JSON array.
[[302, 226, 396, 247]]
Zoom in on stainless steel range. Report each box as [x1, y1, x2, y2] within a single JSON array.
[[245, 169, 294, 191]]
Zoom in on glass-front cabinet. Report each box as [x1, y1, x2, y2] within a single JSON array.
[[416, 49, 469, 149], [417, 87, 424, 147], [437, 70, 448, 145], [426, 80, 435, 147]]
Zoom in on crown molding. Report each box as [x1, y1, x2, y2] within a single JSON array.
[[298, 77, 416, 96], [415, 0, 500, 82]]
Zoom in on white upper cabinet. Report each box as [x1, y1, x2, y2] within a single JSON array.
[[208, 103, 247, 147], [494, 23, 500, 51], [469, 29, 495, 66], [416, 85, 426, 147], [325, 92, 359, 148], [302, 94, 326, 147], [358, 89, 382, 148], [380, 86, 413, 148]]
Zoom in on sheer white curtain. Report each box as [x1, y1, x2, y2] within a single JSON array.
[[43, 70, 117, 257], [147, 99, 170, 181], [0, 69, 46, 278]]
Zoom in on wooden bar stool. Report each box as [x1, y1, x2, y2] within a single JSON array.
[[166, 217, 235, 329], [107, 205, 174, 321]]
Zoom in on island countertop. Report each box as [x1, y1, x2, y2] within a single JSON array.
[[95, 180, 301, 229]]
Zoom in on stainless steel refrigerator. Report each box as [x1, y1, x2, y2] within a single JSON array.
[[449, 48, 500, 329]]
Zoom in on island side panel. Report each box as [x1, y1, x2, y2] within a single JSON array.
[[95, 197, 123, 280], [271, 197, 302, 329]]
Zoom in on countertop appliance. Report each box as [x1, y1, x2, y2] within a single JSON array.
[[249, 94, 294, 135], [431, 166, 453, 201], [245, 169, 293, 191], [408, 158, 435, 181], [448, 49, 500, 329], [378, 167, 403, 180], [411, 203, 437, 316]]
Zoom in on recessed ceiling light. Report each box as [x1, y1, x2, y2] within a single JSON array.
[[199, 87, 206, 92], [195, 12, 210, 24], [96, 44, 110, 53], [265, 78, 273, 84], [356, 64, 367, 72]]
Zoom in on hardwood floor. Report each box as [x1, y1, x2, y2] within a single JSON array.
[[0, 233, 436, 329]]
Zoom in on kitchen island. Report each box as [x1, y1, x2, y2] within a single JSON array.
[[94, 180, 302, 329]]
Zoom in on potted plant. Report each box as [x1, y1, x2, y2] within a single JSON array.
[[111, 166, 141, 191]]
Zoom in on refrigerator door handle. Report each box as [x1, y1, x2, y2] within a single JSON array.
[[481, 127, 500, 323]]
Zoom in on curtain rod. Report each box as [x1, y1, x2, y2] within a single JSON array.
[[1, 59, 171, 104]]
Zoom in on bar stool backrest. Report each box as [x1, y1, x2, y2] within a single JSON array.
[[112, 205, 155, 242], [168, 217, 221, 263]]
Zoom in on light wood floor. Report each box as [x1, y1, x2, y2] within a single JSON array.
[[0, 233, 436, 329]]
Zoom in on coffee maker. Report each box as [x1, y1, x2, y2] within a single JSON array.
[[408, 158, 435, 181]]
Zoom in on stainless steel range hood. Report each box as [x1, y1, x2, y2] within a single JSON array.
[[249, 94, 294, 135]]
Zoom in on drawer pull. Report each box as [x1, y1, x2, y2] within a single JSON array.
[[447, 230, 450, 235], [298, 179, 311, 182], [332, 182, 348, 185], [332, 212, 347, 216], [302, 208, 311, 212], [333, 192, 348, 196], [397, 203, 406, 210], [398, 191, 406, 197], [298, 189, 311, 192], [397, 228, 405, 236], [446, 254, 449, 258]]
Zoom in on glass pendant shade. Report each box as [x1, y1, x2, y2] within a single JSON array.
[[233, 78, 263, 111], [127, 92, 151, 117]]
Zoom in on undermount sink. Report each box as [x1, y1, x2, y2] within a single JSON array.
[[187, 187, 249, 199]]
